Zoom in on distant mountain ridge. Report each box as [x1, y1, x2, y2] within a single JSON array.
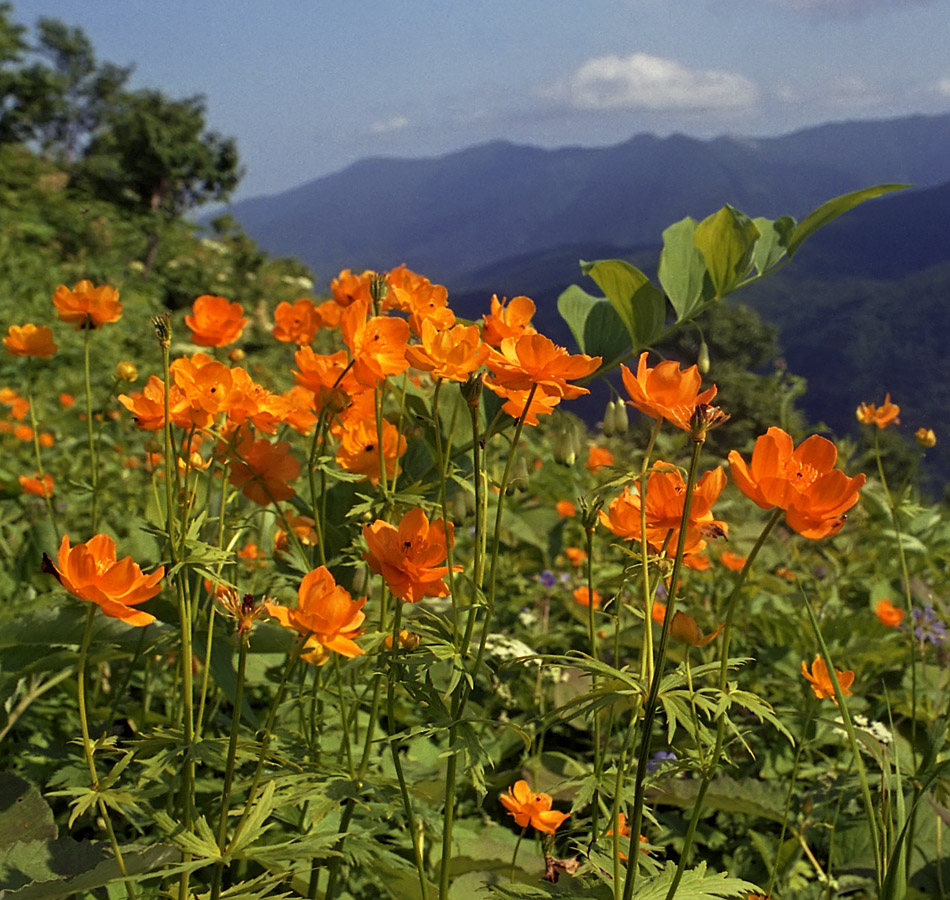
[[227, 113, 950, 286]]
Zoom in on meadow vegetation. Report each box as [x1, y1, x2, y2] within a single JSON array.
[[0, 8, 948, 900]]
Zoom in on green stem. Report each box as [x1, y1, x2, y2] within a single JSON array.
[[209, 633, 249, 900], [83, 328, 100, 532], [622, 438, 703, 900], [76, 604, 137, 900]]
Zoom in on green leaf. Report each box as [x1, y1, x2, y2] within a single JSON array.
[[580, 259, 666, 348], [751, 215, 796, 275], [0, 774, 57, 847], [785, 183, 908, 257], [557, 284, 628, 365], [648, 776, 788, 824], [658, 216, 711, 321], [628, 861, 761, 899], [693, 205, 760, 298]]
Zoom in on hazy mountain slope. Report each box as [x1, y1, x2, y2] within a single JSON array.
[[228, 113, 950, 285]]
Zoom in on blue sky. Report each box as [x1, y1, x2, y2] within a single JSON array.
[[9, 0, 950, 201]]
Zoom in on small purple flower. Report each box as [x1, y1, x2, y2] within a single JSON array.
[[647, 751, 677, 773], [913, 605, 948, 645], [539, 570, 557, 589]]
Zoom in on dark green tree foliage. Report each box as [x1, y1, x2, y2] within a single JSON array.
[[81, 90, 242, 268], [0, 16, 131, 161], [0, 2, 27, 143], [657, 301, 807, 455]]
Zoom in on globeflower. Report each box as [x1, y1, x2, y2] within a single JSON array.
[[600, 462, 728, 556], [363, 507, 461, 603], [856, 394, 900, 428], [728, 427, 866, 540], [481, 295, 537, 346], [405, 320, 490, 382], [52, 280, 122, 329], [801, 655, 854, 704], [874, 598, 904, 627], [184, 295, 248, 347], [19, 473, 53, 497], [272, 298, 321, 345], [620, 352, 720, 432], [4, 323, 57, 358], [44, 534, 164, 627], [226, 435, 300, 505], [484, 333, 600, 425], [264, 566, 366, 664], [499, 780, 569, 835]]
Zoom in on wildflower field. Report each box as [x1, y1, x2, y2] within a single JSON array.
[[1, 186, 949, 900]]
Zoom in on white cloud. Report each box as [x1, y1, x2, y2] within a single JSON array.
[[936, 77, 950, 99], [775, 75, 885, 112], [564, 53, 758, 113], [369, 115, 409, 135]]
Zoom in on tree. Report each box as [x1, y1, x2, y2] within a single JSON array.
[[81, 89, 243, 269], [0, 15, 131, 160], [0, 2, 28, 143]]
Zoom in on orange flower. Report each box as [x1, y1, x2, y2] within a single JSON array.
[[556, 500, 577, 518], [915, 428, 936, 448], [481, 295, 537, 347], [728, 427, 866, 540], [52, 280, 122, 329], [274, 515, 319, 555], [13, 424, 33, 442], [405, 320, 490, 382], [875, 598, 904, 627], [586, 446, 614, 472], [363, 507, 461, 603], [572, 586, 601, 609], [272, 298, 321, 345], [330, 268, 374, 308], [265, 566, 366, 664], [334, 416, 407, 485], [227, 436, 300, 505], [59, 392, 75, 408], [169, 353, 234, 429], [386, 265, 454, 334], [606, 813, 649, 859], [669, 610, 724, 647], [44, 534, 163, 627], [620, 351, 719, 432], [118, 375, 169, 431], [485, 333, 600, 425], [19, 473, 53, 497], [719, 550, 747, 571], [499, 780, 569, 835], [185, 295, 247, 347], [39, 432, 54, 448], [682, 552, 711, 571], [237, 542, 266, 568], [339, 300, 410, 387], [856, 394, 900, 429], [801, 655, 854, 704], [293, 347, 360, 416], [4, 323, 57, 358], [600, 463, 728, 556], [564, 546, 587, 567]]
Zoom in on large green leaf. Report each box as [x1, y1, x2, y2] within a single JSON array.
[[580, 258, 666, 348], [693, 205, 760, 298], [784, 183, 908, 257], [556, 284, 631, 365], [751, 215, 796, 275], [658, 216, 710, 321]]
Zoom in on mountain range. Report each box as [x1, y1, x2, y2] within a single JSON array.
[[225, 113, 950, 483]]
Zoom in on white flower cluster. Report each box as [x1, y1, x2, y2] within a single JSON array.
[[834, 713, 894, 746], [484, 634, 540, 666]]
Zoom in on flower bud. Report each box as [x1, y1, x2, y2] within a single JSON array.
[[603, 400, 617, 437], [916, 427, 937, 448], [613, 400, 629, 435], [228, 347, 246, 363], [115, 361, 137, 382], [697, 339, 710, 375], [552, 425, 580, 466], [507, 456, 530, 494]]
